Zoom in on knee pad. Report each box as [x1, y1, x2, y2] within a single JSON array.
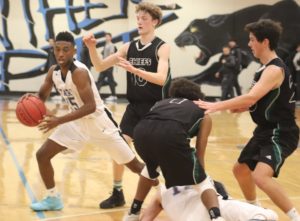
[[140, 166, 160, 180]]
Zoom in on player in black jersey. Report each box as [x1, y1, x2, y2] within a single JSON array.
[[83, 1, 171, 215], [195, 19, 300, 221], [132, 78, 225, 221]]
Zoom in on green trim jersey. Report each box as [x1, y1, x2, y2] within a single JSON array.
[[145, 98, 205, 138], [126, 37, 171, 103], [249, 58, 296, 127], [133, 98, 206, 187]]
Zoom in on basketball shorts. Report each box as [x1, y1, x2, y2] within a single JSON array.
[[49, 109, 135, 164], [238, 124, 299, 177], [133, 119, 206, 188], [120, 102, 154, 138]]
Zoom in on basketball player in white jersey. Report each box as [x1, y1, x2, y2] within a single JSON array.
[[28, 31, 153, 211], [83, 2, 171, 218], [141, 183, 278, 221]]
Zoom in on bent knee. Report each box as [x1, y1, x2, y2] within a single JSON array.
[[232, 163, 251, 177]]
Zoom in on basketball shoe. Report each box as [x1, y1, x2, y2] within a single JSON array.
[[30, 195, 63, 211], [99, 188, 125, 209], [122, 212, 140, 221]]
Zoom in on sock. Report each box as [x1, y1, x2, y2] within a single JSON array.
[[287, 208, 300, 220], [208, 207, 221, 219], [113, 181, 122, 191], [47, 187, 58, 197], [247, 199, 261, 207], [130, 199, 143, 214]]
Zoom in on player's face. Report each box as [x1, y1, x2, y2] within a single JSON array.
[[248, 32, 263, 59], [105, 34, 112, 43], [54, 41, 75, 66], [136, 11, 157, 35]]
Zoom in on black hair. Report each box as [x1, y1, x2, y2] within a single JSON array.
[[169, 78, 205, 100], [55, 31, 75, 45], [245, 19, 282, 50]]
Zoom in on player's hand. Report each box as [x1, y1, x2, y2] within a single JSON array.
[[230, 107, 248, 113], [82, 33, 97, 48], [193, 99, 218, 114], [38, 114, 60, 133], [116, 56, 136, 73]]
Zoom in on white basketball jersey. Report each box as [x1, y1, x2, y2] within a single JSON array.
[[52, 60, 105, 117], [160, 185, 211, 221], [160, 185, 278, 221]]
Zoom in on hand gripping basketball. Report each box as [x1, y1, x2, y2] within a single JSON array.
[[16, 95, 46, 127]]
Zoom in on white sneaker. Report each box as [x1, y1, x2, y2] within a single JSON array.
[[122, 212, 139, 221], [105, 95, 117, 102]]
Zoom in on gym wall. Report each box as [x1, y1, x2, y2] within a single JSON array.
[[0, 0, 299, 97]]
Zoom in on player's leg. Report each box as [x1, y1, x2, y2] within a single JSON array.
[[96, 71, 108, 91], [123, 120, 161, 221], [252, 162, 300, 221], [100, 104, 140, 209], [31, 121, 87, 211], [99, 134, 132, 209], [232, 162, 257, 204], [30, 139, 66, 211]]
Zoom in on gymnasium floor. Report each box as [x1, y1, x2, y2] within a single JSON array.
[[0, 97, 299, 221]]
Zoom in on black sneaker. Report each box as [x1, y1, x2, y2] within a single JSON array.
[[99, 188, 125, 209]]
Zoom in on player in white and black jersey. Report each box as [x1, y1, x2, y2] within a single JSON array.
[[141, 182, 278, 221], [195, 19, 300, 221], [26, 31, 153, 212], [83, 2, 171, 217]]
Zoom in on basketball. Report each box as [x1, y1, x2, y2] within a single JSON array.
[[16, 96, 46, 127]]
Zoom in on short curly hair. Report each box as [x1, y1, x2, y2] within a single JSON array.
[[55, 31, 75, 45], [136, 2, 162, 26], [169, 78, 205, 100]]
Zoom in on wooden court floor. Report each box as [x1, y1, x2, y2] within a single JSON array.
[[0, 98, 299, 221]]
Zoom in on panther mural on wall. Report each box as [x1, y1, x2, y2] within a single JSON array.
[[1, 0, 299, 93], [175, 0, 300, 85], [0, 0, 179, 92]]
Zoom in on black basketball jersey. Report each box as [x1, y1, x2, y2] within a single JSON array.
[[144, 98, 205, 138], [249, 58, 296, 127], [126, 37, 171, 103]]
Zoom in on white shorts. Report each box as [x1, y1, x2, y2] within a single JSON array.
[[49, 111, 135, 164]]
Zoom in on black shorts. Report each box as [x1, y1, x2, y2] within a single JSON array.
[[133, 119, 207, 188], [238, 124, 299, 177], [120, 102, 154, 138]]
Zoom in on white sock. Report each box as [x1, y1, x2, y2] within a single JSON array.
[[246, 199, 261, 207], [47, 187, 58, 197], [287, 208, 300, 220]]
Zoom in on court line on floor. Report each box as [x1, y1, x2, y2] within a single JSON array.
[[0, 125, 45, 219]]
